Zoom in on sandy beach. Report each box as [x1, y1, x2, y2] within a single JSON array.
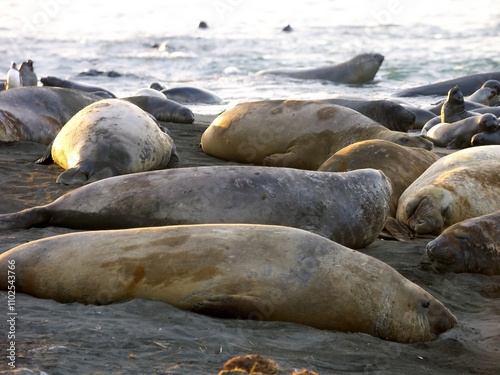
[[0, 117, 499, 374]]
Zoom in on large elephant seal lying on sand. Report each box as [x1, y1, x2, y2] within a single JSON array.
[[426, 211, 500, 275], [0, 167, 392, 249], [256, 53, 384, 84], [318, 140, 440, 217], [395, 146, 500, 236], [0, 87, 100, 144], [0, 87, 194, 144], [200, 100, 432, 170], [41, 99, 179, 185], [315, 98, 415, 132], [0, 224, 457, 343]]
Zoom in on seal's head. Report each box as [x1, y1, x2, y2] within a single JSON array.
[[374, 266, 457, 342], [481, 79, 500, 95], [478, 113, 499, 132], [447, 85, 464, 104]]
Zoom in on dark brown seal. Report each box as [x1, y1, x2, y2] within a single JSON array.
[[426, 211, 500, 275]]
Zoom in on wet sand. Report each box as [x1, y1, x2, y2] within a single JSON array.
[[0, 117, 499, 374]]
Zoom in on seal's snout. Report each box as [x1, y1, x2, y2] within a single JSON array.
[[373, 53, 385, 64]]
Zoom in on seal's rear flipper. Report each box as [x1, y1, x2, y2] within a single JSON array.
[[191, 295, 268, 320], [34, 141, 54, 164], [167, 145, 180, 168], [383, 217, 414, 241]]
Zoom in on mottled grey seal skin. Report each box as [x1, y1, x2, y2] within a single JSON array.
[[471, 129, 500, 146], [426, 211, 500, 275], [316, 98, 415, 132], [256, 53, 384, 84], [396, 146, 500, 236], [48, 99, 179, 186], [41, 76, 116, 98], [394, 71, 500, 97], [0, 167, 392, 249], [426, 114, 499, 149], [121, 96, 194, 123], [0, 224, 457, 343], [160, 87, 224, 104], [0, 87, 102, 144], [18, 59, 38, 86]]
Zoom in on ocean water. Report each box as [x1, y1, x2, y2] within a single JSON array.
[[1, 0, 499, 113]]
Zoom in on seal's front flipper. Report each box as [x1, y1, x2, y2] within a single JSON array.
[[56, 168, 89, 186], [191, 295, 270, 320], [34, 141, 54, 164], [166, 145, 180, 168], [383, 217, 414, 241]]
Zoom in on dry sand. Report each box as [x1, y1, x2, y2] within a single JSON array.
[[0, 117, 499, 374]]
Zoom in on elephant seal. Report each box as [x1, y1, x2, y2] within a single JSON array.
[[395, 146, 500, 236], [471, 106, 500, 117], [399, 104, 437, 129], [0, 87, 193, 144], [41, 99, 179, 185], [121, 95, 194, 124], [256, 53, 384, 84], [426, 113, 499, 148], [466, 87, 499, 106], [441, 85, 479, 123], [394, 71, 500, 97], [0, 223, 457, 342], [318, 140, 439, 217], [426, 211, 500, 275], [18, 59, 38, 86], [200, 100, 432, 170], [421, 86, 480, 135], [471, 129, 500, 146], [315, 98, 415, 132], [160, 87, 224, 104], [41, 75, 116, 98], [0, 87, 102, 144], [132, 88, 166, 99], [0, 167, 392, 249]]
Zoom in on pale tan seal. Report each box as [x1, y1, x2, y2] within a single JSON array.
[[395, 146, 500, 236], [0, 167, 392, 249], [200, 100, 432, 170], [318, 140, 440, 217], [426, 211, 500, 275], [44, 99, 179, 185], [0, 224, 457, 343], [256, 53, 384, 84]]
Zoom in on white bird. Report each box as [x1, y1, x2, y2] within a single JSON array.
[[5, 62, 22, 90]]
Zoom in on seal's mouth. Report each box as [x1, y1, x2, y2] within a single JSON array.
[[426, 243, 456, 266]]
